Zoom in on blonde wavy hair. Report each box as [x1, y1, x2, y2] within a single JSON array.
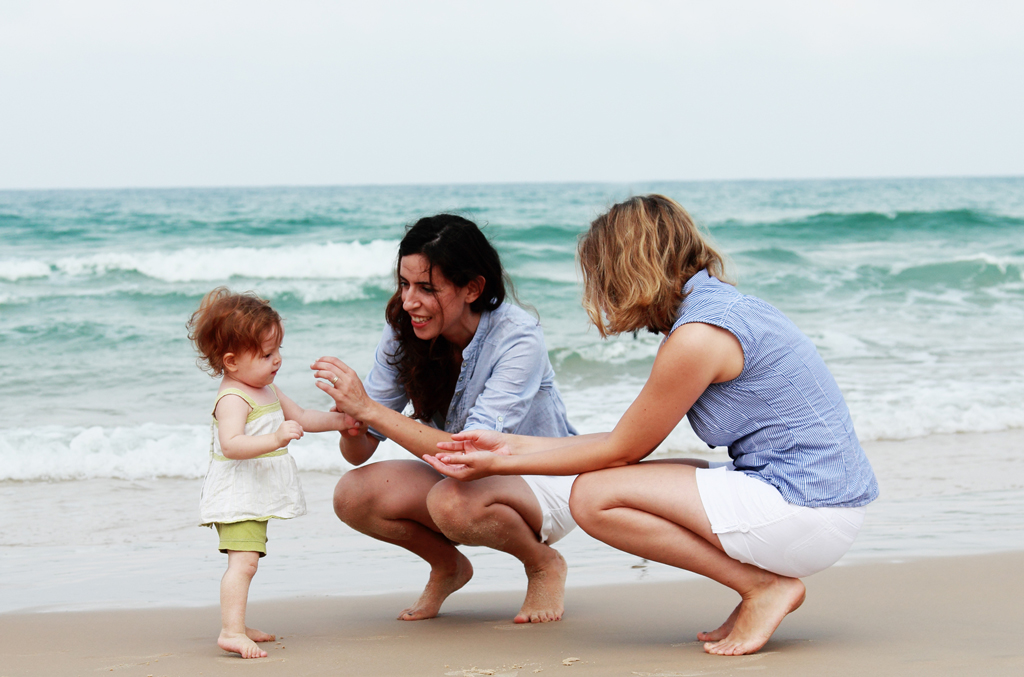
[[579, 194, 729, 337]]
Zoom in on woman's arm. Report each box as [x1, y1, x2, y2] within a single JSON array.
[[337, 425, 379, 466], [312, 356, 455, 460], [426, 323, 742, 479], [216, 393, 303, 460]]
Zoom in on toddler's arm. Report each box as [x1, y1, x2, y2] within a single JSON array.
[[216, 393, 303, 460], [277, 387, 360, 434]]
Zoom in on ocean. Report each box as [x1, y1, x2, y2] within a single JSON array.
[[2, 178, 1023, 613]]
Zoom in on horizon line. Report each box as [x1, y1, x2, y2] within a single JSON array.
[[2, 173, 1022, 193]]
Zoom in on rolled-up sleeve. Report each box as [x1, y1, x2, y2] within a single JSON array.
[[362, 326, 410, 441], [462, 328, 547, 434]]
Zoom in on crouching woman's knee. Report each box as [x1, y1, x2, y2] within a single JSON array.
[[568, 471, 607, 535], [425, 479, 476, 538], [333, 467, 377, 526]]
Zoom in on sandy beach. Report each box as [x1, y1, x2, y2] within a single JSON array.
[[3, 428, 1024, 675], [2, 551, 1022, 676]]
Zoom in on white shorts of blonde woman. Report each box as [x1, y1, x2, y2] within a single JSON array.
[[696, 465, 866, 579]]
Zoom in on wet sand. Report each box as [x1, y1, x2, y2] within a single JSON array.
[[3, 550, 1022, 676]]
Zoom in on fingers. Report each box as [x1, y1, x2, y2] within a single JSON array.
[[313, 369, 340, 387], [436, 440, 466, 452], [310, 356, 345, 370], [421, 454, 471, 479], [279, 421, 304, 442], [311, 357, 358, 379]]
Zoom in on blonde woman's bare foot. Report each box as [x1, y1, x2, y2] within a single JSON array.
[[245, 627, 275, 642], [398, 552, 473, 621], [697, 603, 740, 642], [218, 631, 268, 659], [514, 550, 567, 623], [704, 576, 805, 656]]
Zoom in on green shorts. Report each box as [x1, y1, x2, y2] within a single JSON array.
[[215, 520, 268, 557]]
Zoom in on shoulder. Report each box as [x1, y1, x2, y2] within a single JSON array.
[[481, 303, 543, 340], [493, 302, 538, 326], [472, 304, 548, 371], [671, 273, 741, 332]]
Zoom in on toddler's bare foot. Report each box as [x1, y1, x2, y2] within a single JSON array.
[[245, 626, 275, 642], [704, 576, 805, 656], [514, 549, 567, 623], [697, 603, 740, 642], [398, 552, 473, 621], [218, 631, 268, 659]]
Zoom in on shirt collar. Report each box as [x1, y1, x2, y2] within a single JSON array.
[[683, 268, 712, 295]]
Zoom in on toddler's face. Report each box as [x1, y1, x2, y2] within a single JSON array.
[[231, 331, 283, 389]]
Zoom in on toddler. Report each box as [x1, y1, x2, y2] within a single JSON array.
[[187, 287, 352, 659]]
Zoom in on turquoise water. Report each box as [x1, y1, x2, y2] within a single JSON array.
[[2, 178, 1022, 480], [2, 178, 1023, 613]]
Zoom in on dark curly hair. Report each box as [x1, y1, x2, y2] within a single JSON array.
[[385, 214, 507, 423]]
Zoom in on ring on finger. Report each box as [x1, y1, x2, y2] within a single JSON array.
[[331, 375, 339, 386]]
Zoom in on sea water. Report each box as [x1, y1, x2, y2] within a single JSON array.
[[2, 178, 1023, 612]]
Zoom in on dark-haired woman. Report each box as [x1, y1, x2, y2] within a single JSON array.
[[425, 196, 878, 655], [312, 214, 576, 624]]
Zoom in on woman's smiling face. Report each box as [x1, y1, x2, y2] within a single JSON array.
[[399, 254, 481, 346]]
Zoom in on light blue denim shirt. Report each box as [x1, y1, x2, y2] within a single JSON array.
[[363, 302, 577, 442]]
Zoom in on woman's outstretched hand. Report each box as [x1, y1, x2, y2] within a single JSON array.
[[423, 450, 499, 481], [436, 429, 512, 455], [311, 356, 372, 420], [423, 430, 512, 481]]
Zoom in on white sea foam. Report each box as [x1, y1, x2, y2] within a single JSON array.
[[0, 423, 414, 482], [6, 240, 401, 283], [0, 259, 51, 281]]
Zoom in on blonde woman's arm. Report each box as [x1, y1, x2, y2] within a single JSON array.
[[425, 323, 742, 480]]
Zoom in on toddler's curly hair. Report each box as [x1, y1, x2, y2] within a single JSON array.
[[187, 287, 283, 377]]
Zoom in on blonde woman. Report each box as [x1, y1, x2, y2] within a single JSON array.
[[425, 194, 878, 656]]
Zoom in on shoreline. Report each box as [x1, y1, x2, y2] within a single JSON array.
[[3, 427, 1023, 616], [3, 550, 1022, 676]]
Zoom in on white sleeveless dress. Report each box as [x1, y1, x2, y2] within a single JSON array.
[[199, 385, 307, 526]]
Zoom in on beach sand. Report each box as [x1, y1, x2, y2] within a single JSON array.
[[3, 550, 1022, 676]]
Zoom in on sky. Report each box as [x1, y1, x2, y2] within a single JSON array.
[[1, 0, 1022, 189]]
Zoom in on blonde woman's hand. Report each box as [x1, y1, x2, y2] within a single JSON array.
[[435, 429, 512, 456], [422, 450, 500, 481]]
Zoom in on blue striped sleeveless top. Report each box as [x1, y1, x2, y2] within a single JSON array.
[[672, 269, 878, 508]]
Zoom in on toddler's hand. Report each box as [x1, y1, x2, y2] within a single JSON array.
[[276, 420, 304, 446], [341, 413, 367, 438]]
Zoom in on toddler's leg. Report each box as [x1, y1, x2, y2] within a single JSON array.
[[218, 550, 269, 659]]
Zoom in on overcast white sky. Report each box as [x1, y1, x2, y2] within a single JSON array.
[[1, 1, 1022, 189]]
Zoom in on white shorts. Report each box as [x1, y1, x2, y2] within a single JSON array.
[[521, 474, 577, 546], [695, 466, 866, 579]]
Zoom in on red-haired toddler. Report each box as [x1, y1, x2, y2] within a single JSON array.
[[188, 287, 354, 659]]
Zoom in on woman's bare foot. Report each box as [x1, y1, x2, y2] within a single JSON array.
[[245, 626, 275, 642], [703, 576, 806, 656], [514, 550, 567, 623], [697, 602, 740, 642], [218, 631, 268, 659], [398, 552, 474, 621]]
